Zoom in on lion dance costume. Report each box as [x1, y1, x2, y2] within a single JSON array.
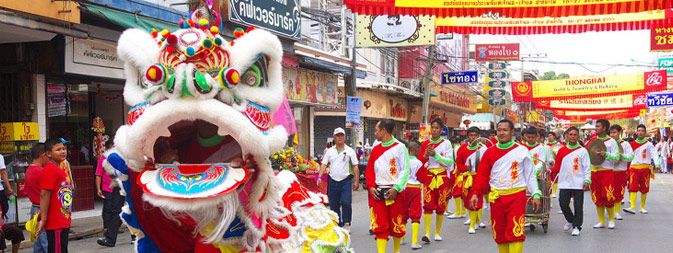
[[102, 14, 350, 253]]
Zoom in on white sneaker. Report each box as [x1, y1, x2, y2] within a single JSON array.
[[463, 219, 471, 225], [483, 204, 489, 209], [563, 222, 573, 231], [623, 208, 636, 214], [468, 228, 476, 234], [411, 244, 422, 250], [640, 209, 648, 214], [400, 237, 407, 245], [551, 194, 557, 198], [557, 210, 564, 214], [593, 223, 605, 229], [479, 222, 487, 228], [608, 221, 616, 229], [615, 213, 623, 220], [444, 210, 453, 216], [447, 214, 463, 219], [343, 223, 351, 231], [434, 235, 443, 241], [571, 228, 580, 236]]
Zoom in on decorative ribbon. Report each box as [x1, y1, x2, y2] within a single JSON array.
[[462, 172, 476, 190], [428, 168, 447, 190], [488, 187, 525, 203]]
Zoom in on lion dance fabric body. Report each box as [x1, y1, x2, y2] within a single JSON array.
[[102, 21, 350, 252]]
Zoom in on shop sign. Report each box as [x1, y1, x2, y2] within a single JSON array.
[[488, 62, 508, 70], [441, 70, 478, 85], [228, 0, 301, 39], [283, 67, 338, 106], [651, 26, 673, 52], [475, 43, 520, 62], [430, 85, 476, 113], [346, 96, 363, 128], [488, 89, 508, 99], [356, 14, 435, 47], [647, 92, 673, 107], [488, 80, 509, 88], [0, 122, 39, 142], [657, 57, 673, 75], [64, 37, 124, 79], [488, 70, 509, 79], [488, 98, 506, 106]]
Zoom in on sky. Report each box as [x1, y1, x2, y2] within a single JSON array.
[[471, 30, 668, 79]]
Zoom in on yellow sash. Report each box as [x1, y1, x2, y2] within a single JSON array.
[[462, 172, 476, 190], [591, 166, 612, 172], [407, 184, 422, 189], [428, 168, 447, 190], [630, 164, 651, 170], [488, 187, 526, 203]]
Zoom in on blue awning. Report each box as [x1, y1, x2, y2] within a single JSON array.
[[86, 0, 186, 24]]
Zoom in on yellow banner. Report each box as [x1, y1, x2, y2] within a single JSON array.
[[532, 72, 643, 99], [356, 14, 435, 47], [396, 0, 633, 8], [436, 10, 665, 27], [0, 122, 40, 142]]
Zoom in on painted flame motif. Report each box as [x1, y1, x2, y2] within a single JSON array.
[[512, 215, 525, 237], [510, 161, 519, 183], [392, 214, 406, 234], [389, 158, 398, 176], [606, 185, 615, 202], [491, 220, 497, 241], [423, 185, 432, 204], [245, 101, 271, 131], [158, 165, 226, 193], [369, 207, 378, 232], [533, 154, 539, 165], [573, 157, 580, 175], [642, 149, 647, 159]]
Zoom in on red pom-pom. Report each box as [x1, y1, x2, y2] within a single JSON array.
[[229, 41, 235, 46], [166, 46, 175, 54], [150, 29, 158, 38], [166, 34, 178, 45], [246, 26, 255, 33], [233, 28, 245, 38]]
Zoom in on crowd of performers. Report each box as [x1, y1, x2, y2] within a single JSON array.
[[365, 118, 659, 253]]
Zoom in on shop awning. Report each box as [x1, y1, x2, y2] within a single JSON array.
[[300, 56, 367, 79], [81, 3, 180, 31]]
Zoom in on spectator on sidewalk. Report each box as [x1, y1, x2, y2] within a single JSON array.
[[95, 142, 124, 247], [26, 143, 49, 252], [317, 127, 359, 230], [37, 138, 73, 253], [0, 153, 14, 221]]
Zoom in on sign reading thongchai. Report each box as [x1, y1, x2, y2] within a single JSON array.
[[228, 0, 300, 39]]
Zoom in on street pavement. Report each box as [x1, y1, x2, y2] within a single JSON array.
[[20, 174, 673, 252]]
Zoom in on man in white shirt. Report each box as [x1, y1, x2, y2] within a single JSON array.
[[0, 154, 15, 219], [318, 127, 359, 230]]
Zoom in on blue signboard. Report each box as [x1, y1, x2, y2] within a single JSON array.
[[441, 70, 478, 85], [647, 92, 673, 107], [229, 0, 301, 39], [346, 96, 363, 128]]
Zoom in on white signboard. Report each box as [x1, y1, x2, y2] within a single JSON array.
[[64, 36, 124, 79]]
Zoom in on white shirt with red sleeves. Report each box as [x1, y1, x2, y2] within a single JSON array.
[[553, 144, 591, 190], [630, 140, 659, 166], [423, 139, 454, 170], [365, 139, 410, 192], [408, 157, 422, 185], [474, 143, 540, 196], [614, 140, 634, 171]]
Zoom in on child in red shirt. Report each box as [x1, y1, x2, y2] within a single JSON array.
[[37, 139, 73, 253]]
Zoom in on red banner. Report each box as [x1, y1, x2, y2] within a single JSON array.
[[475, 44, 520, 62], [343, 0, 671, 19], [651, 25, 673, 51], [535, 93, 647, 111], [512, 81, 532, 102], [553, 109, 641, 121]]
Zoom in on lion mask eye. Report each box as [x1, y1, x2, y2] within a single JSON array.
[[241, 55, 268, 87]]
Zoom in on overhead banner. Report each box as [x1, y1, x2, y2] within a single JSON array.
[[535, 93, 647, 111], [436, 10, 672, 35], [475, 44, 520, 62], [651, 25, 673, 51], [356, 14, 435, 47], [344, 0, 670, 18], [514, 70, 667, 101]]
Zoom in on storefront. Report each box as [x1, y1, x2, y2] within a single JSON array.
[[429, 84, 478, 136]]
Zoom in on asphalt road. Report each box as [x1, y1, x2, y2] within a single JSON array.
[[24, 174, 673, 253]]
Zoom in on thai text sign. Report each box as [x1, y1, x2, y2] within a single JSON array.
[[346, 96, 363, 128], [441, 70, 478, 84], [475, 43, 520, 62], [651, 26, 673, 51], [356, 14, 435, 47], [0, 122, 39, 142], [535, 94, 646, 111], [647, 92, 673, 107], [658, 57, 673, 74], [229, 0, 300, 39], [531, 70, 666, 99]]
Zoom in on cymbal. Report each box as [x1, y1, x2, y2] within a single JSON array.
[[587, 139, 607, 166]]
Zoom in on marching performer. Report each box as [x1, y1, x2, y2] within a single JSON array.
[[456, 127, 487, 234], [608, 124, 634, 220], [471, 120, 541, 253], [587, 119, 620, 229], [417, 118, 455, 243], [522, 128, 550, 176], [551, 127, 591, 236], [366, 120, 410, 253], [624, 124, 660, 214], [398, 140, 424, 250]]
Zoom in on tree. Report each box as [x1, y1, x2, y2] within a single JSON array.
[[540, 71, 570, 80]]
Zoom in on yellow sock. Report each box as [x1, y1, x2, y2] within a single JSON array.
[[393, 237, 401, 253], [606, 206, 615, 221], [468, 211, 477, 230], [411, 222, 420, 245], [596, 206, 606, 225], [629, 192, 637, 210], [376, 238, 387, 253], [498, 243, 510, 253], [553, 183, 558, 196], [435, 214, 444, 236], [615, 202, 621, 213], [509, 242, 524, 253], [640, 193, 647, 210], [455, 198, 464, 216], [423, 214, 432, 236], [478, 208, 483, 223]]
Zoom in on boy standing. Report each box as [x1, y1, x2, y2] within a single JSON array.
[[37, 139, 73, 253]]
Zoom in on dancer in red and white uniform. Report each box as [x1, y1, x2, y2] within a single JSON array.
[[608, 124, 633, 221], [586, 119, 620, 229], [456, 127, 487, 234], [624, 124, 660, 215], [471, 120, 541, 253]]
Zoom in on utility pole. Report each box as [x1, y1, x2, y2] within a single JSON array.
[[421, 46, 436, 124], [347, 16, 359, 148]]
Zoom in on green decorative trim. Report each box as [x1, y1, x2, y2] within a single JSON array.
[[430, 137, 443, 144], [597, 135, 609, 141], [524, 142, 538, 148], [584, 179, 592, 184], [197, 134, 226, 148], [635, 138, 648, 144], [566, 142, 580, 149], [496, 140, 516, 150], [382, 138, 396, 147]]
